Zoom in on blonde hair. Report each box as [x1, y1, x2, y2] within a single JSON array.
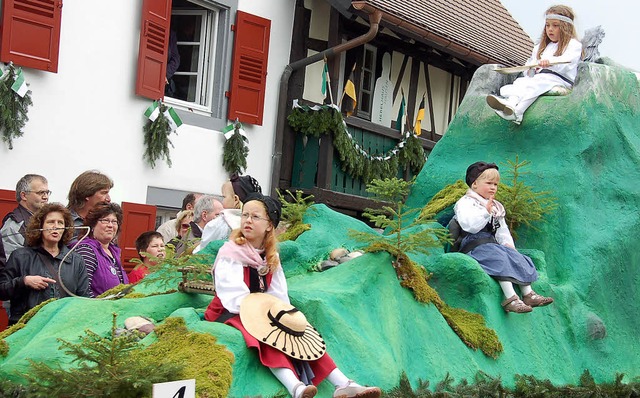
[[473, 168, 500, 186], [537, 5, 579, 59], [229, 198, 279, 273], [174, 210, 194, 234]]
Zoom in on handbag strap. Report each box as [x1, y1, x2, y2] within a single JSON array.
[[36, 250, 66, 298]]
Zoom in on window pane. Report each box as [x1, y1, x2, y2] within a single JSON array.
[[364, 50, 373, 68], [173, 14, 202, 42], [172, 75, 198, 103], [361, 93, 371, 112], [363, 71, 371, 89]]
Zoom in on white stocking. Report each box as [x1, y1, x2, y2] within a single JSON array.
[[326, 368, 358, 388], [270, 367, 302, 397], [498, 281, 517, 299], [521, 284, 533, 296]]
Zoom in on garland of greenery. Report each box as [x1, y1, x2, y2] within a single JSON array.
[[287, 102, 425, 182], [222, 120, 249, 175], [0, 63, 33, 150], [142, 102, 174, 168]]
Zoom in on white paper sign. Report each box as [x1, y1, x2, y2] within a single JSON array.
[[153, 379, 196, 398]]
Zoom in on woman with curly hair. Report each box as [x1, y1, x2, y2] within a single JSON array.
[[75, 202, 129, 297], [0, 203, 90, 325]]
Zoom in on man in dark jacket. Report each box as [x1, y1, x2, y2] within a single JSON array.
[[1, 174, 49, 260]]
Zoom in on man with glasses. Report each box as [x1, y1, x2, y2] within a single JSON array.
[[1, 174, 50, 260]]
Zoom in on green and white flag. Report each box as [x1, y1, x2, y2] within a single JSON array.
[[164, 106, 183, 131], [144, 100, 160, 121], [222, 120, 246, 140], [11, 68, 29, 97]]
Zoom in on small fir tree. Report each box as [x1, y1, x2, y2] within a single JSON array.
[[26, 313, 182, 397], [276, 189, 315, 241]]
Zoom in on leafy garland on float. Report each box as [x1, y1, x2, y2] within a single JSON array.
[[0, 63, 33, 150], [287, 102, 425, 182]]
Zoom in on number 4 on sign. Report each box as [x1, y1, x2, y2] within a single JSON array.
[[153, 379, 196, 398]]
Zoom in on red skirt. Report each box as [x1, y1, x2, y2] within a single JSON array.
[[205, 297, 336, 385]]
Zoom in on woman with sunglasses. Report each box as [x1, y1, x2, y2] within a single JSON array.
[[75, 202, 129, 297]]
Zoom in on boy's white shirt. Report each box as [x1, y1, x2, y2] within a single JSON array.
[[454, 195, 515, 248]]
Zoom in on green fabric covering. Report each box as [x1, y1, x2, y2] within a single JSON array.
[[2, 60, 640, 395]]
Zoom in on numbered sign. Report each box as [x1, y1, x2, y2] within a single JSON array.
[[153, 379, 196, 398]]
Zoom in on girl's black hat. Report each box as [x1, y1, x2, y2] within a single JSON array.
[[243, 192, 281, 227], [466, 162, 499, 186]]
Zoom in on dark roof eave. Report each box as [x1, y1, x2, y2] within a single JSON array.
[[351, 1, 515, 66]]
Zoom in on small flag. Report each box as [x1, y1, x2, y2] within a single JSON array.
[[341, 66, 357, 117], [414, 94, 425, 136], [222, 120, 246, 140], [11, 68, 29, 97], [396, 89, 406, 134], [164, 106, 183, 131], [321, 61, 329, 97], [144, 100, 160, 121]]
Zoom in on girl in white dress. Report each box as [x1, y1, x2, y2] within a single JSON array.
[[487, 5, 582, 124]]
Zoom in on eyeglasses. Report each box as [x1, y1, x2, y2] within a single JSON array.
[[241, 213, 269, 223], [97, 218, 119, 225], [27, 190, 51, 197]]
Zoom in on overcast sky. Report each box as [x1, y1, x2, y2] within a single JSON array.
[[500, 0, 640, 71]]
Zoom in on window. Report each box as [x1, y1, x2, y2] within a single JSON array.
[[166, 2, 219, 115], [357, 44, 377, 119], [136, 0, 238, 130]]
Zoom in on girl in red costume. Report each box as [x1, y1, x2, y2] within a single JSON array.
[[205, 193, 380, 398]]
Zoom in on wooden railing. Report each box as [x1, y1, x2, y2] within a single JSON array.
[[288, 114, 439, 215]]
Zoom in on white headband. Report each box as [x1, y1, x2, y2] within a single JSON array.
[[546, 13, 573, 24]]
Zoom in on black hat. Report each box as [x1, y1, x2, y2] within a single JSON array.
[[243, 192, 282, 228], [230, 174, 262, 202], [465, 162, 499, 186]]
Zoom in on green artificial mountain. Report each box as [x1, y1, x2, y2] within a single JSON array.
[[1, 59, 640, 396]]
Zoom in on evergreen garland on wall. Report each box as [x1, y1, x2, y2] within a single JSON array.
[[222, 120, 249, 175], [287, 103, 425, 182], [143, 102, 174, 168], [0, 63, 33, 150]]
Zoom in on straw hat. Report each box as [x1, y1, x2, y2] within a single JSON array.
[[240, 293, 326, 361]]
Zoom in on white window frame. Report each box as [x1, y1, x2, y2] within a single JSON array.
[[165, 5, 219, 117], [358, 43, 377, 120]]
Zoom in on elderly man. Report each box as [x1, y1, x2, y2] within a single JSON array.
[[66, 170, 113, 230], [174, 195, 222, 255], [1, 174, 50, 260]]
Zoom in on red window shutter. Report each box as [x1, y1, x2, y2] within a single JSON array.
[[0, 0, 63, 73], [120, 202, 157, 272], [227, 11, 271, 126], [0, 189, 16, 221], [135, 0, 172, 100]]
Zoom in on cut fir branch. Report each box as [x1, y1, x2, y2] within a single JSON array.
[[143, 102, 174, 168], [222, 121, 249, 175], [0, 64, 33, 150], [276, 189, 316, 242]]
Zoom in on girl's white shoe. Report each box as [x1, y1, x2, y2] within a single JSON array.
[[333, 381, 381, 398]]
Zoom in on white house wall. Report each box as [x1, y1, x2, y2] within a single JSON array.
[[0, 0, 295, 208]]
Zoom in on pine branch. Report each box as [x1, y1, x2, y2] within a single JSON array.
[[0, 64, 33, 150], [143, 103, 174, 168], [222, 123, 249, 175]]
